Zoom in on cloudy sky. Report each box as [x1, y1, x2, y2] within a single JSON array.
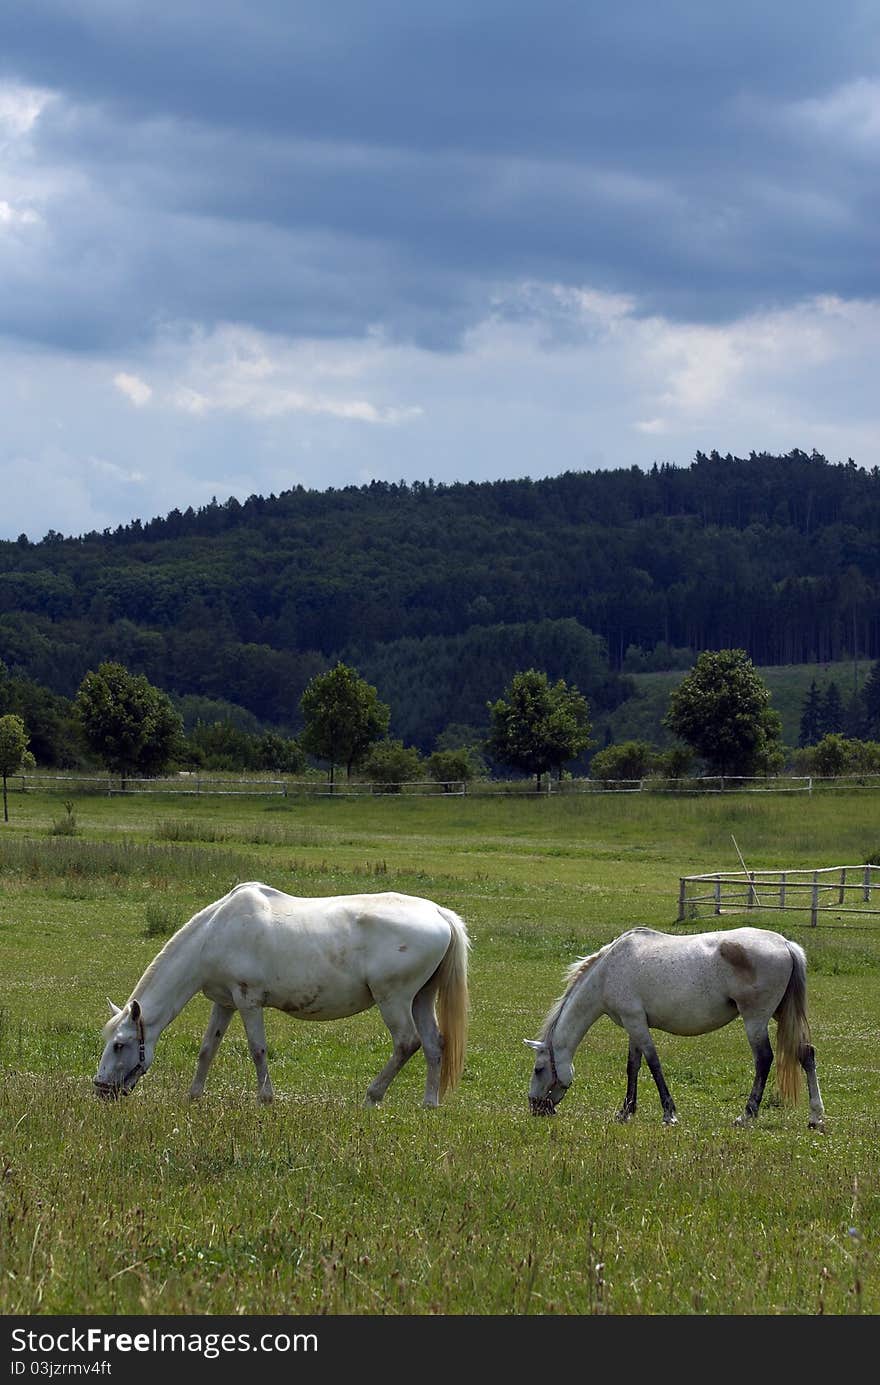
[[1, 1, 879, 540]]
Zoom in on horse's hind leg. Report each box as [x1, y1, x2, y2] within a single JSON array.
[[616, 1038, 642, 1123], [800, 1044, 826, 1130], [189, 1002, 235, 1100], [413, 983, 443, 1108], [238, 1004, 274, 1104], [734, 1018, 773, 1126], [364, 995, 421, 1107]]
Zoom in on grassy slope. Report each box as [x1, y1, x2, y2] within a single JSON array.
[[602, 658, 870, 751], [1, 789, 878, 1315]]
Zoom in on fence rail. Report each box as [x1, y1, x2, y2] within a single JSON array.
[[558, 775, 815, 794], [12, 771, 880, 798], [11, 774, 466, 798], [678, 863, 880, 926]]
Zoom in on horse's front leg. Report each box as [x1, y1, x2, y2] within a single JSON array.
[[238, 1005, 274, 1104], [189, 1002, 235, 1100], [616, 1038, 642, 1122], [624, 1018, 677, 1125]]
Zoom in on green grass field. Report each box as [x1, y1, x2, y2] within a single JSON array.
[[1, 787, 878, 1315]]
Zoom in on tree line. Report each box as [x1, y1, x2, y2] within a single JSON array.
[[8, 649, 880, 824], [4, 452, 880, 753], [0, 659, 594, 799]]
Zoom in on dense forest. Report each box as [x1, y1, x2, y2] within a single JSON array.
[[2, 449, 880, 753]]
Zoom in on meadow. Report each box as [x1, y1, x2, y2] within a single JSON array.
[[0, 785, 878, 1316]]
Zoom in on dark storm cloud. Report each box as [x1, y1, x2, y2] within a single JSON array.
[[1, 1, 879, 354]]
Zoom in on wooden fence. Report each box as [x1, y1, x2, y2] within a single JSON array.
[[11, 774, 466, 797], [678, 864, 880, 926], [15, 772, 880, 799]]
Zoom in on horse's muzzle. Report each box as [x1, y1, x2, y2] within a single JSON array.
[[93, 1079, 128, 1100], [529, 1096, 557, 1116]]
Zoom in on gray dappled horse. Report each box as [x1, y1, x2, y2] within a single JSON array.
[[526, 926, 825, 1129]]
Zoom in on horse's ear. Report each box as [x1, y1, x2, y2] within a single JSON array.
[[107, 999, 122, 1016], [523, 1039, 542, 1050], [130, 999, 141, 1022]]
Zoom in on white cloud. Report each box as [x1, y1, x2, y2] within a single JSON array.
[[161, 324, 421, 424], [1, 285, 879, 541], [113, 372, 153, 407], [0, 200, 40, 228], [89, 456, 146, 485], [793, 78, 880, 153], [0, 82, 52, 140]]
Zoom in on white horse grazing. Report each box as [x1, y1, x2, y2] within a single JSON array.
[[94, 882, 470, 1107], [526, 926, 825, 1129]]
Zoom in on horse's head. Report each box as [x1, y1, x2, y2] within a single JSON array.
[[93, 998, 152, 1099], [524, 1038, 572, 1115]]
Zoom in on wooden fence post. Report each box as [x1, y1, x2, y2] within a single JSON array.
[[864, 865, 872, 903], [714, 876, 722, 915], [811, 872, 819, 927], [678, 879, 686, 922], [839, 867, 847, 906]]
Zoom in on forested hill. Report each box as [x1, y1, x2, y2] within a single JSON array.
[[2, 449, 880, 750]]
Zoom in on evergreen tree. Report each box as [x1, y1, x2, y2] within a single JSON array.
[[861, 660, 880, 739], [820, 681, 845, 736], [798, 680, 823, 747]]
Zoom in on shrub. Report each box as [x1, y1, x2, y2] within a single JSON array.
[[360, 739, 423, 791], [426, 748, 474, 790], [589, 740, 655, 783]]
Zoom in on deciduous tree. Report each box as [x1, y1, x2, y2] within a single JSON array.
[[662, 649, 782, 777], [299, 663, 390, 787], [487, 669, 592, 791], [75, 662, 183, 781], [0, 713, 35, 822]]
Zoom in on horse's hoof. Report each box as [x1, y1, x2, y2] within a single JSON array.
[[616, 1110, 633, 1124], [663, 1114, 678, 1126], [809, 1118, 826, 1132]]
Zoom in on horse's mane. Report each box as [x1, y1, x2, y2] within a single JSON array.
[[101, 903, 213, 1037], [539, 938, 618, 1041]]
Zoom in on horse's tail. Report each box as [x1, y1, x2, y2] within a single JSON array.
[[774, 940, 812, 1105], [435, 908, 470, 1099]]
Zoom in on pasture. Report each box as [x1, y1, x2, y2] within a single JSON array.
[[1, 787, 878, 1315]]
